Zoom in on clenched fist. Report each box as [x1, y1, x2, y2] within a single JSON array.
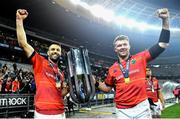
[[156, 8, 169, 20], [16, 9, 28, 20]]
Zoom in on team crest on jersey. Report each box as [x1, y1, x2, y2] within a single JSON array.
[[131, 59, 136, 64]]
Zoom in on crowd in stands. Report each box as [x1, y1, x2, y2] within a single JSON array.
[[0, 59, 110, 94], [173, 86, 180, 103], [150, 64, 180, 78], [0, 61, 35, 94]]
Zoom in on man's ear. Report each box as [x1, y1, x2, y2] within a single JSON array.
[[47, 51, 49, 56], [114, 47, 118, 53], [129, 45, 131, 50]]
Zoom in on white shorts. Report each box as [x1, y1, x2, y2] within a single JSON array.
[[115, 99, 152, 119], [150, 101, 162, 116], [34, 110, 66, 119]]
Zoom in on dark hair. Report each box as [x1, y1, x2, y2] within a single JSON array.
[[49, 43, 61, 47], [146, 67, 152, 72], [48, 43, 61, 51]]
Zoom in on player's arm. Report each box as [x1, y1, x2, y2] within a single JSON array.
[[61, 82, 70, 97], [96, 82, 113, 93], [158, 90, 165, 109], [16, 9, 34, 58], [149, 8, 170, 59], [92, 75, 113, 93]]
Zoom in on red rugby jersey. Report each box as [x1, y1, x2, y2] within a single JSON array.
[[12, 80, 20, 92], [30, 52, 65, 115], [5, 80, 12, 92], [146, 77, 160, 103], [105, 50, 151, 109]]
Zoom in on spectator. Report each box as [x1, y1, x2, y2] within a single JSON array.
[[146, 67, 165, 118], [5, 76, 12, 93], [12, 77, 20, 93], [12, 63, 19, 78], [0, 76, 3, 93], [173, 87, 180, 103], [0, 64, 9, 78]]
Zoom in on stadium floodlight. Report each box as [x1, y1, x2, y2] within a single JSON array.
[[90, 4, 115, 22], [138, 22, 150, 31], [147, 25, 160, 30], [69, 0, 180, 32], [114, 16, 127, 25], [114, 16, 136, 29], [114, 16, 155, 31], [171, 28, 180, 32], [125, 19, 137, 29]]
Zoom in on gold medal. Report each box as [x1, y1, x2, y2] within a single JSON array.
[[124, 77, 130, 84], [152, 88, 154, 92], [56, 81, 61, 88]]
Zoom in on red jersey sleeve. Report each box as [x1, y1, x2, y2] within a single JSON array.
[[141, 50, 152, 62], [30, 51, 45, 74], [105, 68, 114, 87], [154, 77, 161, 90]]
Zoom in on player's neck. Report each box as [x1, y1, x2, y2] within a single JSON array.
[[119, 54, 130, 63], [48, 58, 58, 65]]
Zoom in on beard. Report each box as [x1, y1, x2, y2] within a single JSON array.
[[49, 55, 60, 64], [50, 58, 59, 63]]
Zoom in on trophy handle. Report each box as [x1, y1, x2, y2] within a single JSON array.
[[67, 47, 95, 103], [82, 49, 95, 101]]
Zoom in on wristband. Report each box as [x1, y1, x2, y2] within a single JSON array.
[[159, 29, 170, 43]]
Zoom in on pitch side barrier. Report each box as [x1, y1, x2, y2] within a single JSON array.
[[0, 94, 34, 118]]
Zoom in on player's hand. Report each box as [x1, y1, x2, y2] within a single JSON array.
[[156, 8, 169, 20], [16, 9, 28, 20], [62, 82, 68, 88]]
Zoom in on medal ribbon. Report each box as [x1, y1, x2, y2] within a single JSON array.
[[119, 58, 130, 80], [147, 79, 155, 92], [49, 61, 63, 83]]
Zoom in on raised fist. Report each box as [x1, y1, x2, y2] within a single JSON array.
[[16, 9, 28, 20], [156, 8, 169, 19]]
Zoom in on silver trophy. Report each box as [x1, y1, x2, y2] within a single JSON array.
[[67, 47, 95, 103]]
